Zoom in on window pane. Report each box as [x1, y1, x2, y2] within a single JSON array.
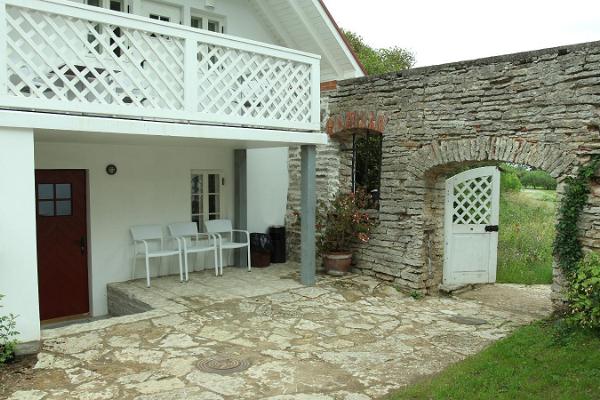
[[38, 184, 54, 200], [191, 17, 202, 29], [56, 200, 72, 216], [110, 0, 122, 11], [208, 174, 216, 193], [55, 184, 71, 199], [38, 201, 54, 216], [191, 175, 203, 194], [87, 0, 102, 7], [208, 20, 218, 32], [191, 196, 200, 214], [209, 194, 220, 215]]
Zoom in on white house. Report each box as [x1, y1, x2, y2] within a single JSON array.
[[0, 0, 364, 352]]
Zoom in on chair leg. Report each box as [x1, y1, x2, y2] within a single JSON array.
[[219, 246, 224, 276], [247, 245, 252, 272], [184, 251, 189, 282], [179, 252, 184, 283], [214, 248, 219, 276], [145, 255, 151, 288]]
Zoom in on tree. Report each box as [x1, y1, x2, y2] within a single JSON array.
[[343, 30, 415, 75]]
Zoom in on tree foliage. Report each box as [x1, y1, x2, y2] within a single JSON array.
[[343, 30, 415, 75]]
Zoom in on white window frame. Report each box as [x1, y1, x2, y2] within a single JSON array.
[[190, 11, 226, 33], [191, 170, 225, 232]]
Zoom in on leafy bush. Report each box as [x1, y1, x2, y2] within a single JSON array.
[[501, 171, 522, 192], [520, 170, 557, 190], [0, 294, 18, 364], [316, 188, 376, 253], [568, 252, 600, 330]]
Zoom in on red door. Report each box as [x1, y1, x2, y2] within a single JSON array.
[[35, 170, 89, 321]]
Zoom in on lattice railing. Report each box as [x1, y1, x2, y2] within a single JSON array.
[[0, 0, 320, 131]]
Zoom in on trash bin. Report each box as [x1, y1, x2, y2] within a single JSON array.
[[269, 225, 286, 263], [250, 233, 272, 268]]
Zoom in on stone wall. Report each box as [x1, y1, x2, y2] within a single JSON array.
[[288, 40, 600, 302]]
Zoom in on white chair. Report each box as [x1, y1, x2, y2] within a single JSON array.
[[130, 225, 182, 287], [168, 222, 219, 278], [205, 219, 251, 272]]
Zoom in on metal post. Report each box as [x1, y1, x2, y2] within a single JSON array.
[[234, 149, 247, 268], [300, 145, 316, 286]]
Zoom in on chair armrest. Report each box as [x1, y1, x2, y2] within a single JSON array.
[[134, 239, 150, 255]]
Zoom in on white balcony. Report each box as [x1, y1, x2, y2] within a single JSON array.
[[0, 0, 321, 132]]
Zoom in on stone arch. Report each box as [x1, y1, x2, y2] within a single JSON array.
[[400, 137, 578, 297], [326, 111, 388, 136]]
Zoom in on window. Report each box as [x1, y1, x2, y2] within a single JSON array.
[[191, 171, 223, 230], [345, 132, 383, 204], [149, 14, 170, 22], [37, 183, 72, 217], [191, 13, 225, 33]]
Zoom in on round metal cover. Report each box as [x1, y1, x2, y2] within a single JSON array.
[[197, 355, 251, 375]]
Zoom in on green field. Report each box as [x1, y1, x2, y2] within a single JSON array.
[[387, 321, 600, 400], [496, 189, 556, 284]]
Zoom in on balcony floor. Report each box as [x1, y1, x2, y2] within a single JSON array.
[[10, 265, 553, 400]]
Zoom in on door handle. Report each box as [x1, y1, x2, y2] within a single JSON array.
[[80, 236, 87, 255], [485, 225, 499, 232]]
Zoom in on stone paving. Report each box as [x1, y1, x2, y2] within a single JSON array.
[[3, 264, 552, 400]]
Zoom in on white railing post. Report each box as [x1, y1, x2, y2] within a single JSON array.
[[310, 61, 321, 130], [184, 37, 197, 114], [0, 0, 7, 96]]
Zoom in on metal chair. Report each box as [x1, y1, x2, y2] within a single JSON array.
[[204, 219, 251, 273], [130, 225, 182, 287], [168, 222, 219, 278]]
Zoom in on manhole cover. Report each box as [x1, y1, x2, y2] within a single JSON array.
[[197, 356, 251, 375], [447, 315, 488, 326]]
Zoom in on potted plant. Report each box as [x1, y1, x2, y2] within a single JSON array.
[[317, 188, 375, 275]]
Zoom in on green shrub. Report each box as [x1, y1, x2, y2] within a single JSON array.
[[520, 170, 557, 190], [568, 252, 600, 330], [0, 294, 18, 364], [501, 171, 522, 192]]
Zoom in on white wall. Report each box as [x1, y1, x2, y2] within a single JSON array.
[[0, 128, 40, 345], [35, 140, 235, 316], [71, 0, 280, 45], [247, 147, 289, 233]]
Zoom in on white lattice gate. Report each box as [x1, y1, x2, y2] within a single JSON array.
[[443, 166, 500, 285]]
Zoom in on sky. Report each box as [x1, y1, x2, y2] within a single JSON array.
[[323, 0, 600, 67]]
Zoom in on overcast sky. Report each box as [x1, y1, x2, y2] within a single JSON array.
[[324, 0, 600, 67]]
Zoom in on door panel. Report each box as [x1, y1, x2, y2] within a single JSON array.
[[443, 166, 500, 285], [35, 170, 89, 321]]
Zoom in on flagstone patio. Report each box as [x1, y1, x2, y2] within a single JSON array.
[[2, 264, 552, 400]]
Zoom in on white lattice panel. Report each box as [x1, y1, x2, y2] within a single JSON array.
[[6, 5, 185, 110], [452, 175, 493, 225], [196, 44, 312, 124]]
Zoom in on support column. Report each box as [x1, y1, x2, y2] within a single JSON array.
[[300, 145, 316, 286], [0, 127, 40, 353], [234, 149, 247, 268]]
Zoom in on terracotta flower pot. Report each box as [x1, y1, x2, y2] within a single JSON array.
[[323, 252, 352, 276]]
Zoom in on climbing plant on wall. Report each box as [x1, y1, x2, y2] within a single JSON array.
[[553, 156, 600, 274]]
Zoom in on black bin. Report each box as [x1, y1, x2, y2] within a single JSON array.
[[269, 225, 286, 263], [250, 233, 272, 268]]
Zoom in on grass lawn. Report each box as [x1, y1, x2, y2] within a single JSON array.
[[497, 189, 556, 284], [387, 321, 600, 400]]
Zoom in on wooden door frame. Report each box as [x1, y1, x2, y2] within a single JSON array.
[[35, 169, 92, 322]]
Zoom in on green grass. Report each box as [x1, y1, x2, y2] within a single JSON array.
[[496, 189, 556, 284], [387, 321, 600, 400]]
